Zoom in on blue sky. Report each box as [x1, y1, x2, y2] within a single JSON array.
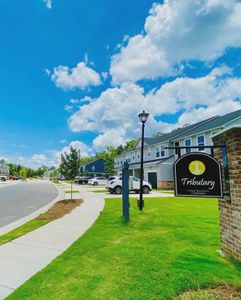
[[1, 0, 241, 168]]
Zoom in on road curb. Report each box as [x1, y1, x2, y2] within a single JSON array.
[[0, 183, 64, 236]]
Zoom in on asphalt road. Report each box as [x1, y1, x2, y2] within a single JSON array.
[[0, 182, 58, 228]]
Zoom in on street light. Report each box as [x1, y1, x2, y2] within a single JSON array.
[[138, 110, 149, 211]]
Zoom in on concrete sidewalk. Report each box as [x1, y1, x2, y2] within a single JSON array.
[[0, 187, 105, 299]]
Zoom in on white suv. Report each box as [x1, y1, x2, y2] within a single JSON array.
[[106, 176, 152, 194]]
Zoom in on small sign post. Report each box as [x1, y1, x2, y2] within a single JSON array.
[[174, 152, 223, 198], [122, 162, 130, 222]]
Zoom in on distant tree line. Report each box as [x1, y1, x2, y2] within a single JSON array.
[[8, 163, 58, 179]]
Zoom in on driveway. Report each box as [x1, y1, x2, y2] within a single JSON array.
[[0, 181, 58, 228]]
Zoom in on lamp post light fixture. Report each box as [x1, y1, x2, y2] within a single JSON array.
[[138, 110, 149, 211]]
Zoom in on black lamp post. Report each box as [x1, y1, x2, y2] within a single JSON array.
[[138, 110, 149, 211]]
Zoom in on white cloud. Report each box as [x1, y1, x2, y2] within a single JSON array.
[[178, 100, 241, 125], [92, 129, 126, 151], [31, 154, 48, 166], [64, 105, 74, 113], [101, 72, 109, 81], [70, 96, 92, 104], [43, 0, 52, 9], [110, 0, 241, 84], [68, 82, 149, 133], [51, 61, 102, 90], [44, 68, 51, 76], [43, 141, 91, 167], [61, 141, 90, 157], [145, 65, 236, 115], [68, 66, 241, 150]]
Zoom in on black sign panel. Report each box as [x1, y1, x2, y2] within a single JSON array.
[[174, 152, 223, 198]]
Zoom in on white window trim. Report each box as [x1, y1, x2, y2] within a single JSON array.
[[155, 146, 160, 158], [196, 135, 206, 152], [160, 145, 166, 157]]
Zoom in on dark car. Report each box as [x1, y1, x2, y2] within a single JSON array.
[[75, 176, 91, 184]]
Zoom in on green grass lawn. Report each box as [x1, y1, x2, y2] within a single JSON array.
[[92, 189, 108, 193], [7, 197, 241, 300], [64, 190, 79, 193]]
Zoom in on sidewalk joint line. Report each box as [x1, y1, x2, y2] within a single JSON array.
[[0, 283, 15, 291], [9, 241, 63, 252]]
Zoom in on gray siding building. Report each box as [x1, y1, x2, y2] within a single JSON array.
[[115, 109, 241, 189]]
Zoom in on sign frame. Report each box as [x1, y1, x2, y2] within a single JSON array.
[[173, 152, 223, 198]]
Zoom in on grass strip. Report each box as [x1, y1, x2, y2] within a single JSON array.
[[0, 199, 82, 246], [64, 190, 79, 194], [0, 219, 48, 246]]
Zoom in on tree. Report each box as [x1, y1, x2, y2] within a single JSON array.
[[60, 146, 80, 200], [116, 139, 137, 155], [19, 167, 28, 179], [124, 139, 137, 151], [59, 153, 69, 179]]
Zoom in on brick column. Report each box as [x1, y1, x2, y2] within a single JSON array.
[[212, 126, 241, 262]]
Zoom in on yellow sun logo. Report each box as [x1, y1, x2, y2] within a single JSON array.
[[189, 160, 206, 176]]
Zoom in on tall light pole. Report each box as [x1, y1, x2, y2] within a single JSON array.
[[138, 110, 149, 211]]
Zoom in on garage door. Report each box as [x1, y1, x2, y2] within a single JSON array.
[[148, 172, 157, 189]]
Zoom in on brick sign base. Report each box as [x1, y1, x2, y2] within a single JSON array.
[[213, 126, 241, 262]]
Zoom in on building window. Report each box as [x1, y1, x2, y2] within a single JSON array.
[[148, 151, 151, 157], [92, 166, 95, 172], [174, 141, 180, 155], [156, 146, 160, 158], [197, 135, 205, 151], [160, 145, 166, 157], [185, 139, 191, 154]]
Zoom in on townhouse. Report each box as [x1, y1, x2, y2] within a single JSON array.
[[0, 159, 10, 177], [79, 158, 108, 178], [115, 109, 241, 190]]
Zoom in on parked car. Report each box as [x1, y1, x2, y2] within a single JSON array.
[[75, 176, 91, 184], [0, 175, 8, 182], [88, 177, 107, 185], [106, 176, 152, 194]]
